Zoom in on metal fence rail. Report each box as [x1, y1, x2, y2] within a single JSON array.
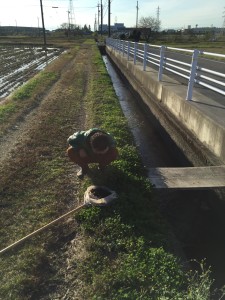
[[106, 38, 225, 100]]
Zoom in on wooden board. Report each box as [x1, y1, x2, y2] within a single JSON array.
[[148, 166, 225, 189]]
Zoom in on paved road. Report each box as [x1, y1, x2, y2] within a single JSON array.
[[133, 44, 225, 106]]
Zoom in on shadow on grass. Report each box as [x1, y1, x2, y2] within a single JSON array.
[[84, 164, 167, 248]]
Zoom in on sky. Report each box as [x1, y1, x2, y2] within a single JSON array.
[[0, 0, 224, 31]]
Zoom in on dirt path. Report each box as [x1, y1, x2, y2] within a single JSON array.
[[0, 42, 94, 299]]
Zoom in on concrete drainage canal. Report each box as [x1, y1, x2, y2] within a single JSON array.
[[102, 54, 225, 290]]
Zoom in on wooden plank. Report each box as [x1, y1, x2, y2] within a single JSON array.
[[148, 166, 225, 189]]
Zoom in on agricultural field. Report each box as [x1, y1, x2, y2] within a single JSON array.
[[0, 46, 64, 98]]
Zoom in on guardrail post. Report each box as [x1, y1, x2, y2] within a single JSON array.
[[122, 40, 125, 56], [143, 43, 147, 71], [127, 41, 130, 60], [186, 49, 199, 100], [158, 45, 165, 81], [134, 42, 137, 65]]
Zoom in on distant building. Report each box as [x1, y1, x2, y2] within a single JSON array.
[[98, 24, 108, 33], [113, 23, 126, 31], [98, 22, 126, 33], [186, 26, 221, 34], [0, 26, 49, 36], [162, 26, 222, 35], [161, 29, 177, 34]]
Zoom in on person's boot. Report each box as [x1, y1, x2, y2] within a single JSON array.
[[77, 167, 89, 179]]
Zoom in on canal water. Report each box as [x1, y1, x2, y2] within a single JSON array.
[[103, 55, 225, 291], [103, 55, 186, 169]]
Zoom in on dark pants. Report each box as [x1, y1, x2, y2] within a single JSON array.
[[67, 146, 118, 170]]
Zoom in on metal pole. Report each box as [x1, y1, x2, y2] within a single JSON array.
[[158, 45, 165, 81], [108, 0, 111, 37], [134, 42, 137, 65], [136, 1, 139, 28], [97, 3, 100, 32], [143, 43, 147, 71], [127, 41, 130, 60], [186, 49, 199, 100], [101, 0, 103, 35], [40, 0, 47, 50], [122, 40, 125, 56], [67, 10, 70, 37]]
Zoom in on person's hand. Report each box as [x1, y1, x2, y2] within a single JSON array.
[[79, 149, 87, 158]]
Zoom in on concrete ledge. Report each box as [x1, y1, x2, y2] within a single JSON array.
[[106, 46, 225, 164], [148, 166, 225, 188]]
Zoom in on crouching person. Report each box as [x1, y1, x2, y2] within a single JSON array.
[[67, 128, 118, 178]]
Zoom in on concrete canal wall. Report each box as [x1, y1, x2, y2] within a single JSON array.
[[106, 46, 225, 165]]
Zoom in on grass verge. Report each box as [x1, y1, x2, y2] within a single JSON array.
[[64, 40, 224, 300]]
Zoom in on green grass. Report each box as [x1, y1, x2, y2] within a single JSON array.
[[12, 71, 58, 100], [0, 102, 16, 121]]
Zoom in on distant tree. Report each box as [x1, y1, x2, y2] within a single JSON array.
[[138, 16, 161, 41], [83, 24, 87, 31], [119, 33, 126, 40], [129, 29, 141, 42], [60, 23, 69, 29], [70, 24, 77, 30], [82, 24, 92, 33]]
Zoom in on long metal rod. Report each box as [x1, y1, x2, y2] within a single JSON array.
[[0, 203, 87, 255]]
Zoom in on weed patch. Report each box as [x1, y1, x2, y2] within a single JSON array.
[[0, 102, 16, 122], [12, 72, 58, 100]]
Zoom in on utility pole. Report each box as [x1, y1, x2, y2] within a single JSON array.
[[108, 0, 111, 37], [136, 1, 139, 28], [67, 10, 70, 34], [222, 7, 225, 35], [94, 14, 97, 32], [37, 17, 40, 37], [157, 6, 160, 22], [40, 0, 47, 50], [97, 2, 100, 32], [156, 6, 160, 31], [101, 0, 103, 35]]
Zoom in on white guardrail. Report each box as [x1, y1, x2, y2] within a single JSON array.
[[106, 38, 225, 100]]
